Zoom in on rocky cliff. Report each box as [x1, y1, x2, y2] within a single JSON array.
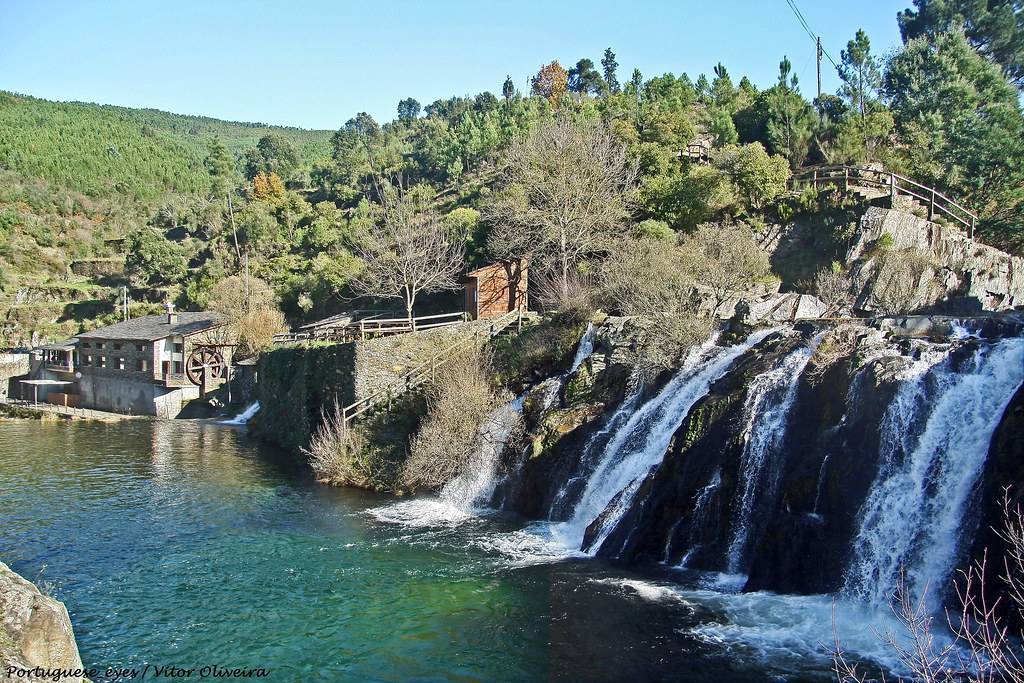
[[850, 207, 1024, 313], [0, 562, 85, 681]]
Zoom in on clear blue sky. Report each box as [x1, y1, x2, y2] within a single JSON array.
[[0, 0, 910, 130]]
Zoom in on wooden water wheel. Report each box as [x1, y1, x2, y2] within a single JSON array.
[[185, 347, 226, 386]]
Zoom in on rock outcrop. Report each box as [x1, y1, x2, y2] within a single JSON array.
[[0, 562, 85, 681], [850, 207, 1024, 312]]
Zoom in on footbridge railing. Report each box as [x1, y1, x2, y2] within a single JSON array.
[[791, 165, 978, 238], [340, 308, 523, 427], [273, 311, 468, 345]]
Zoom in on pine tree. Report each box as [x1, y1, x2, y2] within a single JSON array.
[[602, 48, 620, 94], [838, 30, 882, 118]]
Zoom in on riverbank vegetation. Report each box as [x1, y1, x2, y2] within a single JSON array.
[[3, 0, 1023, 346]]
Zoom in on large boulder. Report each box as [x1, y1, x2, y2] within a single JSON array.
[[731, 293, 829, 325], [0, 562, 85, 681]]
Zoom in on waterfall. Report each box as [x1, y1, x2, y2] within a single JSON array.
[[569, 323, 596, 373], [725, 344, 813, 573], [843, 337, 1024, 611], [811, 455, 830, 516], [220, 401, 260, 425], [555, 328, 778, 554], [440, 394, 527, 511], [677, 468, 722, 567], [547, 389, 643, 519]]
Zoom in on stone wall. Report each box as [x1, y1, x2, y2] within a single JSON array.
[[0, 354, 29, 400], [254, 321, 494, 455], [0, 562, 85, 681]]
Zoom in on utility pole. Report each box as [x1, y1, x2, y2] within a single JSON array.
[[816, 36, 823, 118]]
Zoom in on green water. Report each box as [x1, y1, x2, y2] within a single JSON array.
[[0, 419, 848, 682]]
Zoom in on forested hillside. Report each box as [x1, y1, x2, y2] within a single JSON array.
[[2, 0, 1023, 348], [0, 92, 332, 200]]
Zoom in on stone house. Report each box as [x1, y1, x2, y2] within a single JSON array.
[[27, 307, 228, 417]]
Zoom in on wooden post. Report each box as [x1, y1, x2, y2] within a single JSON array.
[[360, 321, 365, 341], [889, 173, 896, 207], [844, 167, 849, 193], [970, 216, 976, 240], [929, 189, 936, 221], [517, 306, 523, 332]]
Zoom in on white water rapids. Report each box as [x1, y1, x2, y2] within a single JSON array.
[[366, 324, 1024, 677]]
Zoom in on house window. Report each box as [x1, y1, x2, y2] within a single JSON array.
[[172, 360, 182, 374], [117, 357, 125, 370], [97, 342, 105, 349], [173, 342, 184, 354], [136, 344, 146, 352], [113, 343, 123, 350], [137, 359, 148, 372], [98, 356, 106, 368], [81, 342, 91, 348], [82, 355, 91, 367]]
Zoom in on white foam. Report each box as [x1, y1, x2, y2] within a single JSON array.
[[220, 401, 260, 425]]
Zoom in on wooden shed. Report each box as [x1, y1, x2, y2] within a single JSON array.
[[464, 259, 528, 320]]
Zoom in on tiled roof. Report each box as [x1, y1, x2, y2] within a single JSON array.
[[77, 312, 225, 341]]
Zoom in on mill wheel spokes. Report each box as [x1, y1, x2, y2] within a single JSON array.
[[185, 348, 226, 386]]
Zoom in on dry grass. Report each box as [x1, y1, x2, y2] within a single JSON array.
[[303, 399, 372, 486], [402, 346, 508, 491]]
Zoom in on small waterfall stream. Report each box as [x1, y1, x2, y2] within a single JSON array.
[[220, 401, 260, 425], [843, 337, 1024, 610], [725, 344, 813, 573]]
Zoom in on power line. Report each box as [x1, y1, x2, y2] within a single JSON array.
[[783, 0, 840, 70]]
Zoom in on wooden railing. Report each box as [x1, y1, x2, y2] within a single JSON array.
[[792, 165, 978, 238], [273, 311, 468, 345], [340, 309, 523, 427]]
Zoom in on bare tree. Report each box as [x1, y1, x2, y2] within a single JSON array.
[[678, 223, 771, 309], [303, 399, 370, 487], [599, 237, 714, 382], [484, 117, 638, 303], [207, 275, 286, 356], [353, 182, 465, 322], [808, 262, 857, 317], [834, 490, 1024, 683]]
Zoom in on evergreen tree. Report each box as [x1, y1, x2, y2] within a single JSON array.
[[205, 137, 236, 197], [898, 0, 1024, 87], [765, 57, 816, 168], [397, 98, 421, 122], [502, 75, 515, 104], [568, 58, 604, 95], [838, 30, 882, 118], [602, 48, 620, 94]]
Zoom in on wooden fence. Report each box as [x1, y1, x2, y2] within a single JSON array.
[[273, 311, 468, 345], [791, 165, 978, 238], [340, 308, 523, 427]]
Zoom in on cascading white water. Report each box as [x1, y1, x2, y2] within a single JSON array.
[[440, 394, 526, 510], [220, 401, 260, 425], [569, 323, 596, 373], [547, 389, 643, 518], [676, 468, 722, 567], [843, 337, 1024, 611], [372, 324, 596, 527], [554, 328, 779, 554], [725, 344, 814, 573]]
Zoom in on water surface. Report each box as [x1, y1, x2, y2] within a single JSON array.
[[0, 419, 871, 682]]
